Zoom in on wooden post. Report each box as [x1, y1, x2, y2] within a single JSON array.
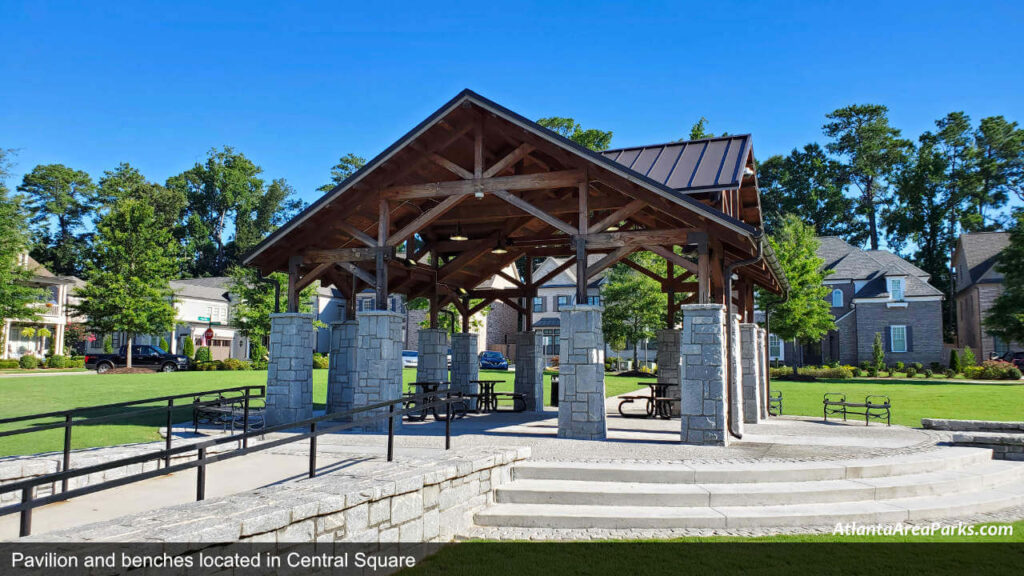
[[575, 175, 588, 305], [461, 297, 471, 333], [666, 259, 676, 328], [287, 255, 302, 313], [429, 249, 439, 329], [347, 276, 357, 319], [697, 238, 710, 304], [524, 257, 534, 331], [376, 197, 389, 311]]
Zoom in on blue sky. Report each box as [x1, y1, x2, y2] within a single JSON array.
[[2, 1, 1023, 208]]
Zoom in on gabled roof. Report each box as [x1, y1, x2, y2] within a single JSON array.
[[956, 232, 1010, 285], [816, 237, 942, 298], [601, 135, 752, 193], [535, 256, 608, 289], [170, 277, 232, 302]]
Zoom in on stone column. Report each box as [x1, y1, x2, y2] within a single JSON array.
[[679, 304, 728, 446], [416, 328, 449, 383], [354, 310, 404, 433], [656, 329, 682, 417], [557, 306, 606, 440], [513, 331, 545, 412], [757, 327, 769, 420], [326, 320, 358, 418], [451, 333, 479, 409], [265, 313, 315, 428], [740, 323, 762, 424], [728, 314, 744, 437]]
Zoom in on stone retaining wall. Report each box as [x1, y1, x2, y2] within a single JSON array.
[[950, 432, 1024, 461], [20, 447, 530, 544], [922, 418, 1024, 432]]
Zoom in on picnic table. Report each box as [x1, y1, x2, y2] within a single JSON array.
[[617, 382, 676, 419], [406, 381, 452, 422], [472, 379, 503, 412]]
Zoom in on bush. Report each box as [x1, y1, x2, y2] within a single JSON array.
[[769, 366, 793, 380], [977, 360, 1022, 380], [19, 355, 38, 369], [950, 349, 961, 373], [799, 366, 853, 379], [0, 359, 20, 369], [930, 362, 943, 372], [905, 366, 917, 377], [220, 358, 252, 371], [924, 368, 934, 378], [964, 366, 984, 379], [944, 368, 955, 378], [46, 355, 67, 369], [1007, 366, 1023, 380], [894, 361, 905, 372], [103, 335, 113, 354], [859, 361, 870, 371], [183, 337, 196, 360], [195, 346, 212, 363], [872, 332, 885, 371], [851, 367, 862, 377], [868, 367, 879, 377], [66, 356, 85, 368], [196, 360, 222, 371], [962, 347, 977, 370], [159, 337, 169, 351], [313, 353, 329, 370]]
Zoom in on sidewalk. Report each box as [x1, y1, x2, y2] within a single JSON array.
[[0, 370, 92, 379]]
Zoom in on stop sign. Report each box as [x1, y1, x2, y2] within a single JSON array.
[[204, 328, 214, 342]]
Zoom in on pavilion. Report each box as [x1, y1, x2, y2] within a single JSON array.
[[243, 89, 788, 445]]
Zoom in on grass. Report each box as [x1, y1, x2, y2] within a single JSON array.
[[771, 377, 1024, 427], [0, 369, 651, 457]]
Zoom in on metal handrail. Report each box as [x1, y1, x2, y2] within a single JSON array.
[[0, 390, 464, 537]]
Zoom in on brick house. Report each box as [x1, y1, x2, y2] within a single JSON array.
[[769, 237, 944, 367], [953, 232, 1019, 360]]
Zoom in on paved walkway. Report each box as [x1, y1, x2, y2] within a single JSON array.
[[0, 370, 91, 379]]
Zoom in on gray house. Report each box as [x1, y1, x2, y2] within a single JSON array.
[[953, 232, 1019, 360], [770, 237, 945, 367]]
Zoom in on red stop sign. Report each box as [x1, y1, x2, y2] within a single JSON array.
[[204, 328, 214, 342]]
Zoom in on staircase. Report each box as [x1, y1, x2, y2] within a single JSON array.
[[475, 447, 1024, 529]]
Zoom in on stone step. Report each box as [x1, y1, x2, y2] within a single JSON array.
[[476, 484, 1024, 529], [496, 461, 1024, 507], [512, 447, 994, 484]]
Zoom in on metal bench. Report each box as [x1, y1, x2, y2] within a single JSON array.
[[490, 392, 527, 412], [823, 393, 890, 426], [768, 390, 783, 416], [193, 395, 265, 433]]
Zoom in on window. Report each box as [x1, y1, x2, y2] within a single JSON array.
[[768, 334, 783, 360], [890, 325, 907, 353], [533, 297, 544, 313], [556, 295, 571, 310], [994, 336, 1009, 356], [587, 295, 601, 306], [888, 278, 905, 301], [831, 289, 843, 308]]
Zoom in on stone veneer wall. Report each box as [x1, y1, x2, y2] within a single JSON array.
[[679, 304, 729, 446], [265, 313, 315, 427], [21, 447, 530, 544], [757, 327, 769, 420], [416, 328, 449, 383], [557, 306, 606, 440], [740, 323, 762, 424], [326, 320, 359, 418], [656, 329, 682, 417], [513, 331, 545, 412], [451, 333, 479, 410], [354, 311, 405, 433], [727, 314, 744, 437]]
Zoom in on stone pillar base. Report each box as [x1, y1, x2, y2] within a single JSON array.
[[557, 306, 606, 440], [326, 320, 358, 419], [451, 333, 479, 409], [265, 313, 315, 428], [757, 327, 769, 420], [740, 323, 762, 424], [354, 311, 405, 433], [656, 329, 682, 417], [514, 331, 545, 412], [416, 328, 449, 383], [680, 305, 728, 446], [729, 314, 744, 437]]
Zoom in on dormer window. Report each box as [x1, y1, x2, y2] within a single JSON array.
[[888, 277, 905, 301], [831, 289, 843, 308]]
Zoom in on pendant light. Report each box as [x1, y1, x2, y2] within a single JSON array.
[[450, 222, 468, 242]]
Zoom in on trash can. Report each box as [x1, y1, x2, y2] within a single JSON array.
[[551, 375, 559, 407]]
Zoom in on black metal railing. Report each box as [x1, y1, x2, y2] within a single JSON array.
[[0, 391, 463, 538], [0, 385, 265, 494]]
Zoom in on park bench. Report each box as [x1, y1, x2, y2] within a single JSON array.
[[490, 392, 527, 412], [192, 394, 265, 433], [768, 390, 783, 416], [617, 393, 676, 419], [823, 393, 890, 426]]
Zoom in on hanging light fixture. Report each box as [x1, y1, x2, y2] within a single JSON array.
[[491, 237, 508, 254], [450, 222, 469, 242], [606, 225, 620, 232]]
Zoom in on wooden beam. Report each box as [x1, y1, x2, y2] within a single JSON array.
[[338, 262, 375, 286], [587, 199, 646, 234], [468, 297, 496, 316], [295, 261, 333, 292], [497, 270, 525, 288], [498, 296, 526, 315], [474, 121, 484, 179], [436, 234, 500, 282], [483, 143, 534, 178], [382, 169, 584, 200], [586, 228, 692, 250], [336, 221, 378, 248], [387, 195, 468, 247], [492, 190, 578, 236], [286, 255, 302, 312], [305, 246, 383, 264], [621, 257, 667, 283], [576, 175, 589, 304], [376, 196, 389, 310], [585, 246, 634, 281], [535, 257, 576, 288], [645, 244, 699, 275], [428, 152, 473, 180]]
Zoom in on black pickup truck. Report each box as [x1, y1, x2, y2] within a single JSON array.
[[84, 345, 191, 373]]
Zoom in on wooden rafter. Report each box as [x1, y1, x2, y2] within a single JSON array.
[[492, 190, 578, 236], [382, 169, 583, 200]]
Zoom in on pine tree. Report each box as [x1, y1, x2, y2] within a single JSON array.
[[872, 332, 886, 372], [74, 199, 178, 368], [183, 336, 195, 360], [0, 174, 45, 350], [985, 210, 1024, 346]]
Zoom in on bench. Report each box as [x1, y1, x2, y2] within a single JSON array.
[[823, 393, 890, 426], [768, 390, 783, 416], [193, 395, 265, 433], [490, 392, 527, 412], [617, 394, 676, 419]]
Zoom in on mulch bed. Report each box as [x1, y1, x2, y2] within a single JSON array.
[[101, 367, 157, 375]]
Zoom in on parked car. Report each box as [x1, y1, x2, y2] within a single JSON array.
[[479, 350, 509, 370], [402, 350, 418, 368], [85, 345, 191, 373], [999, 351, 1024, 371]]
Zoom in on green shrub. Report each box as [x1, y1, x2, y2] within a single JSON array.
[[964, 366, 984, 379], [0, 359, 20, 369], [872, 332, 885, 371], [158, 337, 169, 351], [859, 361, 871, 371], [795, 366, 853, 379], [249, 342, 267, 363], [950, 349, 961, 373], [851, 367, 862, 377], [894, 361, 905, 372], [103, 335, 113, 354], [924, 369, 934, 378], [46, 355, 67, 368], [769, 366, 792, 380], [868, 367, 879, 377], [220, 358, 251, 371], [66, 356, 85, 368], [905, 366, 917, 377], [978, 360, 1021, 380], [930, 362, 943, 372], [962, 347, 977, 369], [19, 355, 38, 369], [313, 352, 329, 370], [944, 368, 955, 378], [195, 346, 212, 363], [183, 338, 196, 360], [197, 360, 222, 371], [1008, 366, 1023, 380]]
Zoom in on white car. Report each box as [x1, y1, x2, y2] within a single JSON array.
[[402, 350, 418, 368]]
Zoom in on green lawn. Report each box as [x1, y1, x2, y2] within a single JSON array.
[[0, 369, 651, 457], [771, 377, 1024, 427]]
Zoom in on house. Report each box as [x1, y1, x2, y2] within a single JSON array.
[[1, 254, 81, 359], [530, 256, 607, 358], [768, 237, 944, 367], [953, 232, 1019, 360]]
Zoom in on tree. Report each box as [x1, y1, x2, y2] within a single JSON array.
[[0, 151, 45, 353], [74, 199, 178, 368], [318, 153, 366, 193], [182, 335, 195, 360], [17, 164, 95, 275], [684, 117, 725, 140], [972, 116, 1023, 226], [823, 104, 911, 249], [984, 209, 1024, 345], [227, 266, 316, 357], [756, 216, 835, 373], [601, 252, 665, 366], [233, 178, 303, 258], [872, 332, 886, 372], [537, 117, 613, 151], [97, 163, 187, 232], [758, 144, 860, 242]]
